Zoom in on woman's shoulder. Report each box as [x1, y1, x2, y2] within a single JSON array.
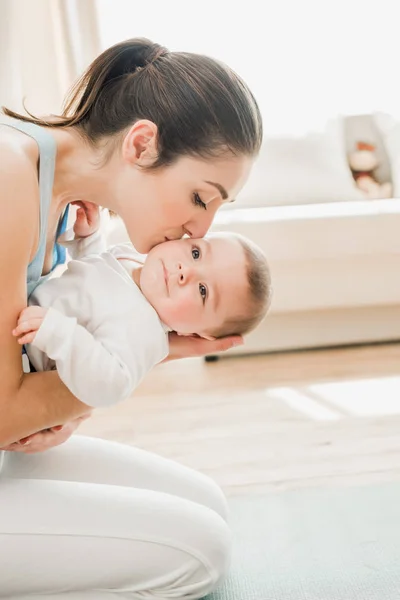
[[0, 123, 39, 172], [0, 126, 39, 212], [0, 127, 40, 260]]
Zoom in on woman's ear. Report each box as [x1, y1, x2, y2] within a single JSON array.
[[122, 119, 158, 167]]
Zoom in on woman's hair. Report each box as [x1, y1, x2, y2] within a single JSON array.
[[209, 233, 272, 339], [3, 38, 263, 166]]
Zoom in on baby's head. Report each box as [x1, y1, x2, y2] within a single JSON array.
[[139, 232, 272, 339]]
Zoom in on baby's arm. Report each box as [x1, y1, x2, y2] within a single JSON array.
[[58, 202, 109, 260], [58, 227, 107, 260], [13, 305, 167, 408], [13, 306, 47, 346]]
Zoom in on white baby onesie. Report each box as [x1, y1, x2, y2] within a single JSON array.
[[27, 230, 169, 407]]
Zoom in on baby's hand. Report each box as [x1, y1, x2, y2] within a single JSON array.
[[72, 201, 100, 238], [12, 306, 48, 345]]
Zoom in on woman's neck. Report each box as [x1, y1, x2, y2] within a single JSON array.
[[50, 127, 116, 213]]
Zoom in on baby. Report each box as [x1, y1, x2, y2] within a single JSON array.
[[13, 224, 272, 408]]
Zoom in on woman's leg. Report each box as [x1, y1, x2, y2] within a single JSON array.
[[0, 437, 231, 599], [1, 435, 228, 519], [0, 478, 230, 599]]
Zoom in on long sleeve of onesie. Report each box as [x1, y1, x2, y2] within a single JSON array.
[[28, 238, 169, 407], [31, 305, 166, 407]]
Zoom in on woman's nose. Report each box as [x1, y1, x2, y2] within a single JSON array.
[[185, 208, 216, 238]]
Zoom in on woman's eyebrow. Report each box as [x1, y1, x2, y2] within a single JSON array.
[[204, 181, 228, 200]]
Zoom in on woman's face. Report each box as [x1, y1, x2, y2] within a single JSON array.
[[113, 124, 253, 253]]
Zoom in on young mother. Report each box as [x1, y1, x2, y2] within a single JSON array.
[[0, 39, 262, 598]]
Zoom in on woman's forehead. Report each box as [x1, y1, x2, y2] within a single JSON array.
[[174, 155, 253, 190]]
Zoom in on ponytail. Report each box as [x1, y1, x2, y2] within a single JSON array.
[[3, 39, 167, 130], [3, 37, 262, 164]]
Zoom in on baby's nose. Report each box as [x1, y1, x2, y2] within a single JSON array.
[[178, 263, 195, 284]]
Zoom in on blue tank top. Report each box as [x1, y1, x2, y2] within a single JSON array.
[[0, 115, 69, 297]]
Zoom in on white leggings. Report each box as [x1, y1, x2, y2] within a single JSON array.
[[0, 436, 231, 599]]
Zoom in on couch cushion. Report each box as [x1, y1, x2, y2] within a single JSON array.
[[212, 199, 400, 311], [236, 119, 364, 208]]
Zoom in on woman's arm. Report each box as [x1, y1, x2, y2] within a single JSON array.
[[0, 151, 90, 446], [167, 332, 244, 361]]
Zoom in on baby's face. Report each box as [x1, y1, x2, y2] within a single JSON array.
[[139, 235, 248, 338]]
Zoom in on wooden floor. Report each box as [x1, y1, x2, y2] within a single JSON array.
[[79, 343, 400, 497]]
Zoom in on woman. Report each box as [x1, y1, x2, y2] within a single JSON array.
[[0, 38, 262, 598]]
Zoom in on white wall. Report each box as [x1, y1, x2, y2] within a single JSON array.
[[96, 0, 400, 136]]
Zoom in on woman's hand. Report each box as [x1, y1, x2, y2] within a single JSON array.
[[0, 413, 92, 454], [167, 332, 243, 361], [12, 306, 47, 345], [72, 201, 100, 238]]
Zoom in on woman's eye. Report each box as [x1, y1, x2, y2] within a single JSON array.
[[199, 283, 207, 303], [192, 247, 201, 260], [193, 193, 207, 210]]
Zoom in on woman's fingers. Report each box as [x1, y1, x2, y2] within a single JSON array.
[[209, 335, 244, 353], [193, 335, 244, 355], [0, 413, 93, 453], [168, 332, 244, 359]]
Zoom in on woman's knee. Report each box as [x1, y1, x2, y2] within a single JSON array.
[[169, 508, 232, 599], [199, 511, 232, 591], [192, 471, 230, 521]]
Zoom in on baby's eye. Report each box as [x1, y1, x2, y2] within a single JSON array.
[[192, 247, 201, 260], [199, 283, 207, 303]]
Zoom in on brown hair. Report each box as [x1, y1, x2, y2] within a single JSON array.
[[209, 233, 272, 339], [3, 38, 262, 165]]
